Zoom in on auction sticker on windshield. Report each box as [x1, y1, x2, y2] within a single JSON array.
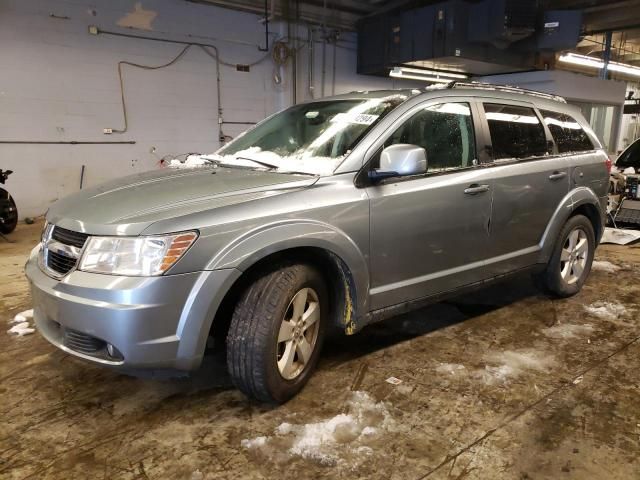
[[331, 113, 379, 125]]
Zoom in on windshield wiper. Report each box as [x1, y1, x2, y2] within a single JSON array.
[[204, 155, 318, 176], [234, 156, 280, 170]]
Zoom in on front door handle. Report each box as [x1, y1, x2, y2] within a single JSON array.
[[548, 171, 567, 181], [464, 184, 490, 195]]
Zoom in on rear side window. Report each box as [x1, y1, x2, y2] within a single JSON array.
[[483, 103, 548, 159], [540, 110, 594, 153]]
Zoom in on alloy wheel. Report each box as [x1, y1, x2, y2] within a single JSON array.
[[560, 227, 589, 285], [276, 287, 321, 380]]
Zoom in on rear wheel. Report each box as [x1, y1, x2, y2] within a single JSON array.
[[537, 214, 595, 297], [226, 264, 327, 403], [0, 190, 18, 234]]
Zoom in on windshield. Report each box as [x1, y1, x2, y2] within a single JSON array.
[[212, 95, 407, 175]]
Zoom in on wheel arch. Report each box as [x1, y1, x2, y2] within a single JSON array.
[[206, 221, 369, 347], [539, 187, 605, 263]]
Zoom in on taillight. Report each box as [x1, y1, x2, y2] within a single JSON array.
[[605, 156, 612, 174]]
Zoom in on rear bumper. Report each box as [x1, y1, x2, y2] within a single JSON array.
[[25, 245, 240, 371]]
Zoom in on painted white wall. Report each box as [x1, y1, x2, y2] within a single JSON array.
[[0, 0, 416, 219]]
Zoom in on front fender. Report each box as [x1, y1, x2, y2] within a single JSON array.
[[539, 186, 604, 263], [206, 219, 370, 316]]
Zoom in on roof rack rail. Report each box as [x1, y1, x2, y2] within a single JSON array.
[[445, 81, 567, 103]]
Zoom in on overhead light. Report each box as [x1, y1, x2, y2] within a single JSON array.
[[389, 66, 468, 83], [559, 52, 640, 78]]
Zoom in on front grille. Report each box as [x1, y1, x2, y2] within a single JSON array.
[[45, 226, 88, 276], [47, 251, 77, 274], [51, 226, 89, 248], [64, 329, 106, 354]]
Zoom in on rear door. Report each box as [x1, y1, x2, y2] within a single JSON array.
[[478, 100, 571, 275]]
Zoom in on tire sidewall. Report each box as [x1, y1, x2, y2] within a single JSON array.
[[0, 192, 17, 234], [263, 266, 328, 403]]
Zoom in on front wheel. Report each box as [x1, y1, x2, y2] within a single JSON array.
[[537, 214, 595, 297], [226, 264, 327, 403], [0, 189, 18, 234]]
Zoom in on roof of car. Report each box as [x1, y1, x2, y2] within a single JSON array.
[[321, 82, 570, 109]]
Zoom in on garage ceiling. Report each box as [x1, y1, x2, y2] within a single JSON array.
[[191, 0, 640, 66]]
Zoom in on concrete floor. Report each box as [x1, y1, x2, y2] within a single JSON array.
[[1, 220, 639, 480]]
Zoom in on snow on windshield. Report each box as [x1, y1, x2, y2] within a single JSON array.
[[168, 95, 407, 175], [168, 148, 343, 176]]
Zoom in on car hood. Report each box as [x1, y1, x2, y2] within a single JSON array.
[[47, 166, 318, 235]]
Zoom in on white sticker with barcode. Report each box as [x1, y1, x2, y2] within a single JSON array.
[[331, 113, 379, 125]]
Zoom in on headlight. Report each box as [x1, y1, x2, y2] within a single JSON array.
[[41, 221, 51, 243], [78, 231, 198, 276]]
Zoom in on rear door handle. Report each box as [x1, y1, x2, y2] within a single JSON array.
[[548, 171, 567, 181], [464, 184, 490, 195]]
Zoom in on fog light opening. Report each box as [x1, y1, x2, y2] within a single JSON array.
[[106, 343, 123, 359]]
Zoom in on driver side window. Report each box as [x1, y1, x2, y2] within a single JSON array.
[[382, 102, 477, 172]]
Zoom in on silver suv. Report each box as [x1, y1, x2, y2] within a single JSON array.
[[26, 83, 609, 403]]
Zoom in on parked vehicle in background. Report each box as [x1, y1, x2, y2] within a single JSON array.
[[0, 169, 18, 234], [609, 137, 640, 227], [26, 83, 609, 403], [615, 137, 640, 174]]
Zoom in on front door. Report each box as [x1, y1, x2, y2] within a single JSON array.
[[366, 100, 494, 310]]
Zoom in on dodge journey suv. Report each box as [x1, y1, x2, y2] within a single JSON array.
[[26, 82, 608, 403]]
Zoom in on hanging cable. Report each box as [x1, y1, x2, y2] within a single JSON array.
[[112, 44, 192, 134], [99, 28, 271, 142]]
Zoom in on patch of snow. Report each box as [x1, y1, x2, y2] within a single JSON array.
[[190, 470, 204, 480], [476, 350, 555, 385], [9, 309, 33, 324], [435, 363, 467, 375], [542, 323, 594, 339], [241, 436, 267, 449], [591, 260, 620, 273], [168, 154, 209, 168], [168, 147, 346, 175], [7, 322, 35, 336], [240, 391, 393, 466], [584, 302, 627, 321], [274, 422, 293, 435]]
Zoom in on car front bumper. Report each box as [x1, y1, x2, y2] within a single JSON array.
[[25, 245, 240, 371]]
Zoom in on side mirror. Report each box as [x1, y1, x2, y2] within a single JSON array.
[[369, 144, 427, 182]]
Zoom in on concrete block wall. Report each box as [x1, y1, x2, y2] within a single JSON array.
[[0, 0, 414, 219]]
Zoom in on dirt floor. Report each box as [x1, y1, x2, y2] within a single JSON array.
[[1, 219, 639, 480]]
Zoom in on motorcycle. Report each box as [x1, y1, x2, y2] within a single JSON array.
[[0, 169, 18, 234]]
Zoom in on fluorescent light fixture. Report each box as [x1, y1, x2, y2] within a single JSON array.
[[559, 52, 640, 78], [389, 66, 468, 83]]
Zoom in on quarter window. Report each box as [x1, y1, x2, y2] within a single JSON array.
[[383, 102, 476, 172], [540, 110, 594, 154], [483, 103, 548, 159]]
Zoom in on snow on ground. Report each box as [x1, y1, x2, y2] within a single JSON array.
[[7, 322, 35, 336], [9, 309, 33, 323], [241, 391, 393, 466], [476, 350, 555, 385], [584, 302, 627, 321], [542, 323, 594, 339], [435, 363, 467, 375], [7, 309, 35, 336], [591, 260, 621, 273]]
